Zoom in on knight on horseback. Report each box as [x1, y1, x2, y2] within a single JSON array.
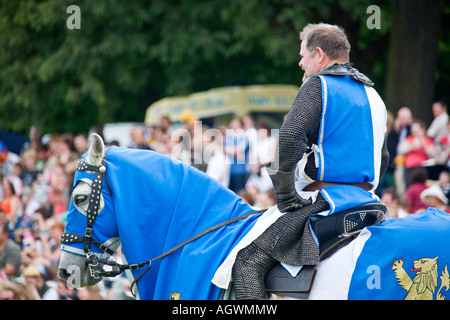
[[231, 23, 390, 299]]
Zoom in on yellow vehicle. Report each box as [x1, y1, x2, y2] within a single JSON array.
[[145, 84, 299, 128]]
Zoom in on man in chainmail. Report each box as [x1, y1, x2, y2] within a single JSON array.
[[231, 23, 389, 299]]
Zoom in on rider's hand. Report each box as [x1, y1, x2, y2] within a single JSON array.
[[275, 189, 311, 212], [266, 166, 312, 213]]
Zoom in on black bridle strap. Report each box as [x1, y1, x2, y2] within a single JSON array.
[[61, 233, 115, 255], [61, 159, 112, 254]]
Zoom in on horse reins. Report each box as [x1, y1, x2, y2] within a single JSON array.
[[61, 158, 266, 297]]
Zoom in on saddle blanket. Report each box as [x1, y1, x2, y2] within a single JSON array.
[[347, 207, 450, 300], [277, 208, 450, 300]]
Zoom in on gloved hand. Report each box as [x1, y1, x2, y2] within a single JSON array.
[[266, 167, 312, 212]]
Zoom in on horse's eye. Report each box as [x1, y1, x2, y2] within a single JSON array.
[[75, 195, 88, 205]]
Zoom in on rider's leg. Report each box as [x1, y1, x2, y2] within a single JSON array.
[[232, 242, 277, 300], [231, 194, 330, 299]]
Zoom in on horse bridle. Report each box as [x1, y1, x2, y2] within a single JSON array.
[[60, 159, 151, 283], [61, 157, 266, 296]]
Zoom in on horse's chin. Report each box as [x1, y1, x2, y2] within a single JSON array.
[[58, 251, 103, 288]]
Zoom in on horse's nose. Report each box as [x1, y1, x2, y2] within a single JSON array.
[[58, 268, 70, 282], [58, 266, 85, 288]]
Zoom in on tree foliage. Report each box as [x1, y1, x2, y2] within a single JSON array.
[[0, 0, 448, 134], [385, 0, 443, 124]]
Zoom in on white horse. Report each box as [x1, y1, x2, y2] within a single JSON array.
[[58, 134, 450, 300]]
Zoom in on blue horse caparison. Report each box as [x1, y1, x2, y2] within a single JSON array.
[[59, 134, 450, 300], [61, 143, 263, 299]]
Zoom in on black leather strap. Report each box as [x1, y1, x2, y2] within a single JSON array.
[[61, 232, 116, 255]]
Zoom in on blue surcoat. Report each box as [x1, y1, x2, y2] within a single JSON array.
[[295, 74, 387, 213]]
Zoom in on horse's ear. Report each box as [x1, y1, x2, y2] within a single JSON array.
[[86, 133, 105, 166]]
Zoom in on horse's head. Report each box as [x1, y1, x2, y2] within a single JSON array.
[[58, 133, 120, 288], [59, 132, 259, 299]]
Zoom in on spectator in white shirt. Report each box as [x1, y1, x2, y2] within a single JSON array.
[[427, 100, 448, 149]]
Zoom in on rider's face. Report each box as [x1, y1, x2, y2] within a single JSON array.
[[299, 40, 321, 81]]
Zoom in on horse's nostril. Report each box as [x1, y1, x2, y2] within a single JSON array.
[[58, 268, 69, 281]]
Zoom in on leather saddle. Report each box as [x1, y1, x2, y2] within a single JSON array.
[[264, 202, 388, 299]]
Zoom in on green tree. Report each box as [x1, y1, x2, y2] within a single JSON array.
[[385, 0, 443, 124], [0, 0, 448, 134], [0, 0, 162, 133]]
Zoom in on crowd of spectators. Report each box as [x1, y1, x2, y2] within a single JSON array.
[[0, 100, 449, 300], [379, 101, 450, 217], [0, 129, 133, 300]]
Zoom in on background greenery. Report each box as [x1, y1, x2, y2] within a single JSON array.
[[0, 0, 448, 134]]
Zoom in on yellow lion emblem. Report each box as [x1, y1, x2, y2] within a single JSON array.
[[169, 292, 181, 300], [391, 257, 450, 300]]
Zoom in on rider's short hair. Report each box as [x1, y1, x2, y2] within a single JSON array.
[[299, 23, 351, 60]]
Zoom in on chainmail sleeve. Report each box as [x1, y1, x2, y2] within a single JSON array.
[[380, 137, 389, 181], [277, 76, 322, 172]]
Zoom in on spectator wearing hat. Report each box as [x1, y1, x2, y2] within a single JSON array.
[[420, 184, 450, 213], [22, 264, 58, 300]]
